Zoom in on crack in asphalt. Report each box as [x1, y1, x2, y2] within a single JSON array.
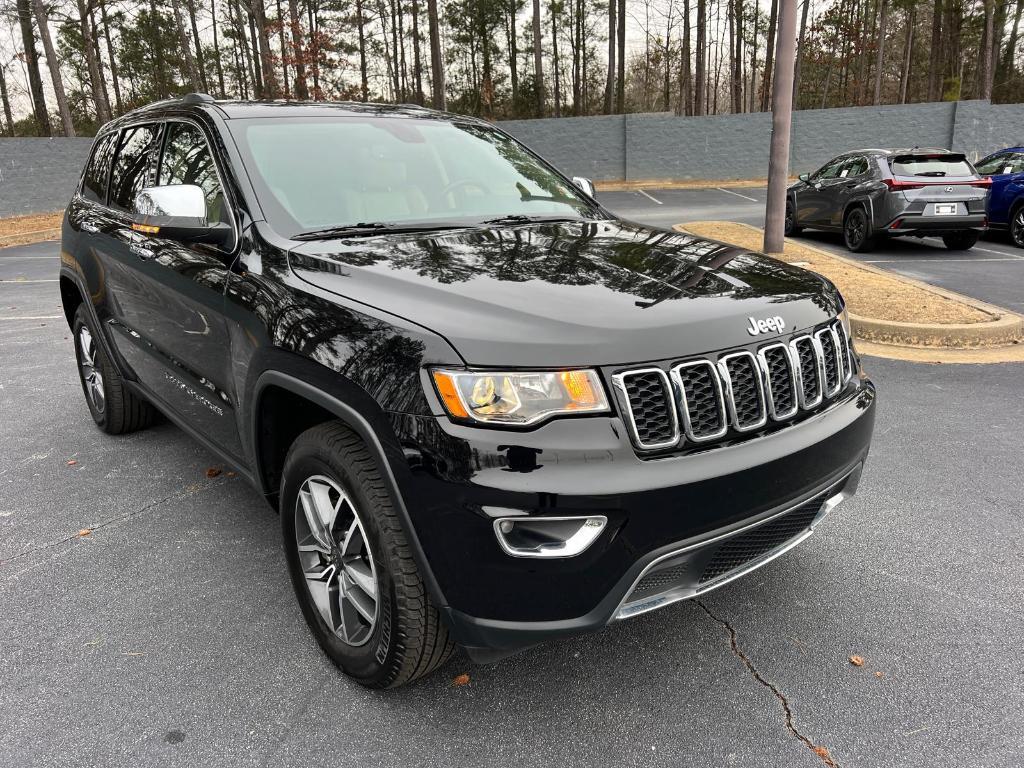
[[0, 479, 229, 573], [696, 600, 840, 768]]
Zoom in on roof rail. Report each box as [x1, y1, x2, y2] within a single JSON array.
[[182, 92, 216, 105]]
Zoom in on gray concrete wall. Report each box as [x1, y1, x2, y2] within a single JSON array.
[[1, 100, 1022, 216], [0, 138, 94, 217], [498, 99, 1024, 182]]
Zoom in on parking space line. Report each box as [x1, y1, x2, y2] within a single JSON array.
[[0, 315, 61, 321], [0, 279, 59, 284], [0, 255, 59, 259], [636, 189, 663, 205], [716, 187, 759, 202], [865, 258, 1024, 263]]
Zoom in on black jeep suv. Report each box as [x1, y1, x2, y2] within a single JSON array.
[[786, 148, 990, 252], [60, 95, 876, 688]]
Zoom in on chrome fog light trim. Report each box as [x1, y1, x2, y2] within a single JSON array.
[[493, 515, 608, 558]]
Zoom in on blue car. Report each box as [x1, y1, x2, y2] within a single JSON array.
[[975, 147, 1024, 247]]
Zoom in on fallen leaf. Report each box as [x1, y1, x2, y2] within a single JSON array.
[[452, 673, 470, 687], [812, 745, 833, 763], [66, 459, 78, 466], [849, 655, 864, 667], [226, 471, 236, 478], [875, 671, 884, 678], [77, 528, 92, 537], [205, 467, 222, 479]]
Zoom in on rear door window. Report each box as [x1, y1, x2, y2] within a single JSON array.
[[890, 154, 974, 178], [840, 156, 868, 178], [157, 122, 227, 224], [81, 133, 118, 204], [109, 124, 161, 212]]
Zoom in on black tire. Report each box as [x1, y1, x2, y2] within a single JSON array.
[[72, 304, 157, 434], [1010, 204, 1024, 249], [843, 207, 875, 252], [281, 421, 454, 689], [942, 231, 980, 251], [784, 199, 801, 236]]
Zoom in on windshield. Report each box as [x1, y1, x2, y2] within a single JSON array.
[[227, 116, 600, 237], [890, 154, 975, 178]]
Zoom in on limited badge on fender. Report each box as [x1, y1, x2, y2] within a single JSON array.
[[746, 315, 786, 336]]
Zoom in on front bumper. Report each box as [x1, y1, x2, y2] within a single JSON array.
[[388, 375, 876, 661]]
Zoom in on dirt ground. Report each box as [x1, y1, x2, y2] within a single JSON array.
[[679, 220, 994, 325], [0, 212, 63, 248]]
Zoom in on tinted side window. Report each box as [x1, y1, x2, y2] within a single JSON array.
[[81, 133, 118, 204], [109, 124, 161, 212], [158, 123, 225, 224], [813, 158, 846, 181], [842, 156, 868, 177]]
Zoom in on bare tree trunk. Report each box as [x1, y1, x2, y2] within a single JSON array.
[[288, 0, 309, 98], [615, 0, 625, 111], [604, 0, 615, 113], [411, 0, 423, 103], [695, 0, 706, 113], [980, 0, 995, 99], [76, 0, 111, 122], [17, 0, 51, 135], [533, 0, 544, 115], [764, 0, 796, 254], [171, 0, 203, 90], [186, 0, 209, 90], [761, 0, 778, 110], [427, 0, 445, 108], [212, 0, 227, 97], [32, 0, 75, 135], [792, 0, 808, 107], [552, 1, 562, 116], [307, 0, 319, 95], [996, 0, 1023, 100], [899, 6, 914, 103], [91, 8, 113, 112], [356, 0, 369, 100], [872, 0, 888, 103], [749, 2, 759, 112], [275, 0, 289, 97], [245, 0, 279, 97], [0, 65, 13, 135], [100, 0, 124, 112], [678, 0, 691, 114], [928, 0, 943, 100]]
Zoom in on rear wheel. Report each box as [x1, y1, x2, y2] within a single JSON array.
[[843, 207, 875, 252], [72, 304, 156, 434], [784, 200, 801, 236], [942, 231, 979, 251], [281, 421, 454, 688], [1010, 205, 1024, 249]]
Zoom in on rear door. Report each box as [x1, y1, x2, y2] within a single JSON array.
[[828, 155, 869, 227], [975, 152, 1024, 225]]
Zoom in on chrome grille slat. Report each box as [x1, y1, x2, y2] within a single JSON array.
[[614, 320, 853, 452], [718, 351, 767, 432], [670, 360, 728, 442]]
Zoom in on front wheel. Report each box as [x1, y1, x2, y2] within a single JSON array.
[[784, 200, 801, 236], [1010, 206, 1024, 249], [281, 421, 454, 688], [942, 231, 979, 251], [843, 207, 875, 252]]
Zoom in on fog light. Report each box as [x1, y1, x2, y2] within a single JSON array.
[[493, 515, 607, 558]]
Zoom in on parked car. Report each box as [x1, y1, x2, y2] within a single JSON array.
[[785, 148, 991, 252], [973, 146, 1024, 248], [60, 94, 876, 688]]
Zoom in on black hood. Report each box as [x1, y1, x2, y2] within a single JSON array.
[[288, 219, 840, 367]]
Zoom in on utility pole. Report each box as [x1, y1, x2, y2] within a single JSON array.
[[763, 0, 797, 255]]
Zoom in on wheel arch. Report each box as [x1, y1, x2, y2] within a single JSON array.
[[843, 198, 873, 227], [250, 370, 451, 614]]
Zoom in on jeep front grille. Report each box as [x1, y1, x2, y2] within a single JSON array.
[[614, 319, 853, 453]]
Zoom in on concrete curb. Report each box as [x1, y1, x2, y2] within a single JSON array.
[[674, 221, 1024, 350]]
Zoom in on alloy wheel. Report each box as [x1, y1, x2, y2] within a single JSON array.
[[1013, 209, 1024, 248], [294, 474, 379, 646], [845, 211, 865, 248], [78, 326, 105, 414]]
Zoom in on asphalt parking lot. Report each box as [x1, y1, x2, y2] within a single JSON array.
[[2, 196, 1023, 767]]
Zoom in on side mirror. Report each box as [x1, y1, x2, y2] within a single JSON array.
[[572, 176, 597, 198], [132, 185, 231, 248], [798, 173, 810, 183]]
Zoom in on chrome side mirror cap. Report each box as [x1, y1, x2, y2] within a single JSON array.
[[572, 176, 597, 198], [134, 184, 207, 219]]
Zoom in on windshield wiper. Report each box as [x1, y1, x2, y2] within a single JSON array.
[[480, 214, 583, 226], [293, 221, 468, 240]]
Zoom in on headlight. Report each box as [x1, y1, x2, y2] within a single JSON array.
[[431, 369, 610, 425]]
